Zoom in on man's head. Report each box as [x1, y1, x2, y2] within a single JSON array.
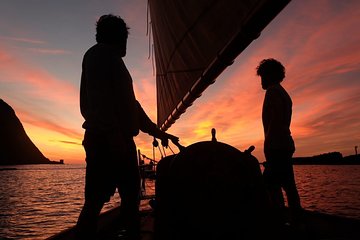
[[96, 14, 129, 56], [256, 58, 285, 90]]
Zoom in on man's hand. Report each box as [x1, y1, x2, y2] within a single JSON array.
[[160, 132, 179, 147]]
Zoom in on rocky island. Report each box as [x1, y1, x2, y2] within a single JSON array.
[[0, 98, 63, 165]]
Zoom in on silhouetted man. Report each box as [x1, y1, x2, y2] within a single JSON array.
[[76, 14, 179, 239], [256, 58, 302, 225]]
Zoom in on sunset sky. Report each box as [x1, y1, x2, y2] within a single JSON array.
[[0, 0, 359, 164]]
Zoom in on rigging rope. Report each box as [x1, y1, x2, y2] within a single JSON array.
[[152, 136, 180, 161], [162, 146, 167, 157], [157, 145, 164, 159], [168, 145, 175, 154], [146, 0, 155, 75]]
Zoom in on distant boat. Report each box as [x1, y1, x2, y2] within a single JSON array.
[[49, 0, 360, 239]]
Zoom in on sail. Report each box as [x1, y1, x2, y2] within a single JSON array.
[[149, 0, 291, 130]]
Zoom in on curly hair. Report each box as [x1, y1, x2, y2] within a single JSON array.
[[95, 14, 129, 44], [256, 58, 286, 83]]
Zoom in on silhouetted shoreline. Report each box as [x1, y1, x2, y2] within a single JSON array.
[[293, 152, 360, 165], [0, 167, 17, 171], [0, 159, 64, 167]]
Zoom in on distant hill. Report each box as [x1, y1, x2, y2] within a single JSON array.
[[0, 99, 62, 165], [293, 151, 360, 165]]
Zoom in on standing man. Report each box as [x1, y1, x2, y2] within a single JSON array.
[[256, 58, 302, 224], [76, 14, 179, 239]]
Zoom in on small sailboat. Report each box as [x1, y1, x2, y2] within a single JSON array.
[[48, 0, 360, 239]]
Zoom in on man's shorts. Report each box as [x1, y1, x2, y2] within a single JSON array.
[[82, 130, 140, 203]]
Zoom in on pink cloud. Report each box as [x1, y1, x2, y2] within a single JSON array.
[[0, 45, 82, 141], [27, 48, 72, 55], [2, 0, 358, 163], [233, 1, 360, 158], [0, 36, 46, 44], [0, 45, 78, 104], [159, 0, 360, 160]]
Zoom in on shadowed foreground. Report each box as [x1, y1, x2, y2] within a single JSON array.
[[47, 206, 360, 240], [49, 141, 360, 240]]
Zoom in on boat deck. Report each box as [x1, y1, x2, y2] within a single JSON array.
[[48, 205, 360, 240]]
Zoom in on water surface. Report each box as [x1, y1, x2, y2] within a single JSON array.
[[0, 164, 359, 239]]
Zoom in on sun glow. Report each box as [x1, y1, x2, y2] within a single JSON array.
[[23, 123, 84, 163]]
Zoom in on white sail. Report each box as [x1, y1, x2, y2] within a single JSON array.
[[149, 0, 291, 130]]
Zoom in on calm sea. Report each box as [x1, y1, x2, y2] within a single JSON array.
[[0, 164, 360, 240]]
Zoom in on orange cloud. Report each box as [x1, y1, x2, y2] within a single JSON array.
[[16, 108, 83, 140], [154, 0, 360, 161], [0, 45, 84, 162], [1, 0, 359, 164]]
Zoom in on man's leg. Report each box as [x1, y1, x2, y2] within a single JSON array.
[[263, 162, 286, 209], [283, 167, 301, 210], [263, 166, 287, 225], [76, 199, 104, 238], [282, 163, 303, 223], [76, 131, 109, 239], [117, 140, 141, 238], [263, 151, 289, 226]]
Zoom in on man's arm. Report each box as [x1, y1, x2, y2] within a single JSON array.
[[136, 101, 179, 147]]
